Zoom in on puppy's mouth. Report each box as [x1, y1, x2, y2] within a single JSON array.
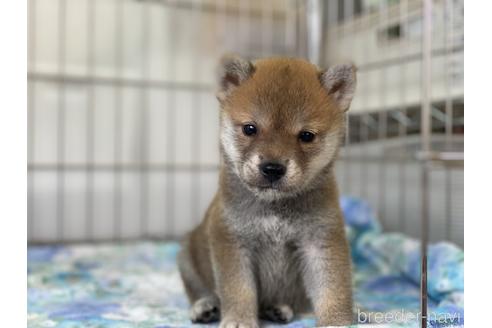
[[257, 184, 280, 190], [247, 180, 285, 192]]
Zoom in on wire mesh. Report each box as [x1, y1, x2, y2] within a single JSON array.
[[27, 0, 463, 248]]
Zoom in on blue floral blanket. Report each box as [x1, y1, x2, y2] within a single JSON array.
[[27, 197, 464, 327]]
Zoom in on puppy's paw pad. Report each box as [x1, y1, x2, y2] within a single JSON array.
[[190, 297, 220, 323], [261, 304, 294, 323], [219, 318, 259, 328]]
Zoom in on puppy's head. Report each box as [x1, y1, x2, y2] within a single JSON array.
[[217, 55, 356, 201]]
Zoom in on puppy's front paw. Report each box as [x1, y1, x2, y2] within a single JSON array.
[[190, 296, 220, 323], [261, 304, 294, 323], [219, 317, 259, 328]]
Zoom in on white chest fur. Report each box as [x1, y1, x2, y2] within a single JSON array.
[[232, 214, 297, 245], [257, 215, 295, 243]]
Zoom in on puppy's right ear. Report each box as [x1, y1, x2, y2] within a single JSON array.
[[217, 54, 255, 104]]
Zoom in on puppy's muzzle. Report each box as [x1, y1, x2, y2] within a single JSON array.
[[259, 162, 286, 183]]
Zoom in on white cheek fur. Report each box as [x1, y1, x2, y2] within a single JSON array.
[[285, 159, 302, 183], [242, 154, 261, 180], [220, 116, 241, 173], [306, 131, 340, 180]]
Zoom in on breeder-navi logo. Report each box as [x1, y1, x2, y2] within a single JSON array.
[[428, 315, 462, 328], [357, 308, 462, 327]]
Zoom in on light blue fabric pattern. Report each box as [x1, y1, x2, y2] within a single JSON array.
[[28, 197, 463, 327]]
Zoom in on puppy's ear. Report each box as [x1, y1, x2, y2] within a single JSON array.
[[319, 64, 357, 112], [217, 54, 255, 104]]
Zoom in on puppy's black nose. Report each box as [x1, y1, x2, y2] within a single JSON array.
[[259, 162, 286, 182]]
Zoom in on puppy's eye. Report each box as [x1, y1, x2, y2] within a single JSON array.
[[298, 131, 315, 143], [243, 124, 257, 136]]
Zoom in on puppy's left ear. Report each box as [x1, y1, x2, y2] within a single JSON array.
[[319, 64, 357, 112], [217, 54, 255, 104]]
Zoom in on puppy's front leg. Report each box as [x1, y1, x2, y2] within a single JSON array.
[[210, 225, 258, 328], [301, 230, 353, 326]]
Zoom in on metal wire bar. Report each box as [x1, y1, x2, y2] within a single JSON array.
[[190, 0, 202, 226], [377, 0, 389, 227], [324, 1, 343, 194], [306, 0, 322, 65], [140, 0, 150, 238], [356, 44, 463, 72], [27, 86, 35, 240], [216, 0, 226, 55], [294, 0, 303, 57], [444, 0, 455, 241], [420, 0, 434, 326], [27, 72, 214, 92], [114, 0, 124, 240], [28, 163, 220, 172], [284, 0, 293, 57], [360, 114, 369, 199], [143, 0, 287, 21], [165, 0, 177, 237], [261, 0, 274, 57], [398, 0, 409, 233], [342, 0, 351, 195], [85, 0, 95, 241], [238, 0, 249, 56], [27, 0, 37, 241], [359, 0, 370, 202], [56, 0, 67, 241]]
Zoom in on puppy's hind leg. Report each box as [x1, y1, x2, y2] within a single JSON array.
[[178, 234, 220, 323]]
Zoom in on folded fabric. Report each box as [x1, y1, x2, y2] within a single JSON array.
[[342, 196, 464, 326]]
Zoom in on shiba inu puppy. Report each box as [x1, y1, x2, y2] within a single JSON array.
[[178, 55, 356, 328]]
